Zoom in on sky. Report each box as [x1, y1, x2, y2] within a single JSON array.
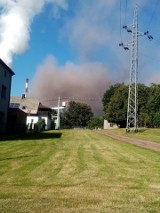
[[0, 0, 160, 114]]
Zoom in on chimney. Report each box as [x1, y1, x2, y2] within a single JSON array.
[[25, 78, 29, 98], [22, 94, 25, 99]]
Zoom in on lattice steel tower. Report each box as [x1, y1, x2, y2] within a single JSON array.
[[126, 6, 138, 132], [119, 6, 153, 132]]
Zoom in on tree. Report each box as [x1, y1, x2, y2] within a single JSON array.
[[49, 109, 57, 129], [146, 83, 160, 127], [87, 116, 103, 129], [37, 118, 46, 132], [63, 101, 93, 128], [147, 84, 160, 114], [137, 84, 150, 127], [153, 112, 160, 127], [102, 83, 122, 113], [103, 83, 153, 128], [104, 83, 128, 127]]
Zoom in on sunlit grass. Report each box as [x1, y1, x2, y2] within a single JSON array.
[[0, 130, 160, 212], [109, 128, 160, 143]]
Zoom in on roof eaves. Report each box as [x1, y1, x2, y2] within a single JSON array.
[[0, 58, 15, 76]]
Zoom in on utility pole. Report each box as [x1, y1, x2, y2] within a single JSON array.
[[119, 5, 153, 132], [56, 96, 60, 129]]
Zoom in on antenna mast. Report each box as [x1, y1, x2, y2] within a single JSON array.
[[119, 5, 153, 132]]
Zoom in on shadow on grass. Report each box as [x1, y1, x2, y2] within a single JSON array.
[[0, 132, 62, 142], [0, 154, 38, 161], [138, 128, 148, 133]]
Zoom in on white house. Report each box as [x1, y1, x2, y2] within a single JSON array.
[[10, 96, 51, 131]]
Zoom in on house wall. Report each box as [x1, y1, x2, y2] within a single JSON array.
[[27, 116, 51, 130], [0, 63, 13, 133], [27, 116, 39, 126]]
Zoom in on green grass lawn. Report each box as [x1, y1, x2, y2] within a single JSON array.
[[0, 130, 160, 213], [108, 128, 160, 143]]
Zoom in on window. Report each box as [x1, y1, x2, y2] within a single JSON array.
[[1, 85, 7, 99]]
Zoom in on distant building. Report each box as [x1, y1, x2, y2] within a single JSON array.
[[10, 96, 52, 131], [0, 59, 15, 133], [104, 120, 118, 129]]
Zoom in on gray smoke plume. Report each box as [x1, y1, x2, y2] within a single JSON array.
[[31, 56, 111, 114]]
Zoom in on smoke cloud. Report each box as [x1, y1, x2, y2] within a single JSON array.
[[0, 0, 153, 115], [0, 0, 68, 66], [30, 0, 131, 114], [31, 56, 111, 114]]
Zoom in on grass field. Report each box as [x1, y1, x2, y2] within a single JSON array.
[[0, 130, 160, 212], [108, 128, 160, 143]]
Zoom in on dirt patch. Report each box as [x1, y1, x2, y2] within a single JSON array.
[[97, 130, 160, 152]]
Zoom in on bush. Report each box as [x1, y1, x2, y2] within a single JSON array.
[[87, 117, 103, 129]]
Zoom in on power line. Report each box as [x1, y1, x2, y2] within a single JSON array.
[[119, 0, 122, 42], [136, 2, 160, 27], [39, 97, 104, 103], [147, 0, 159, 30], [124, 0, 128, 24]]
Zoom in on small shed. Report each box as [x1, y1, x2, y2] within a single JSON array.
[[104, 120, 118, 129]]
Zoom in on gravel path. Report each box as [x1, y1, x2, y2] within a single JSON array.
[[97, 130, 160, 152]]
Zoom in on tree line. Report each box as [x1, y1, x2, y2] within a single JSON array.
[[102, 83, 160, 128], [56, 83, 160, 129]]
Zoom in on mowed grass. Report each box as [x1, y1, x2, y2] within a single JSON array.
[[0, 130, 160, 213], [108, 128, 160, 143]]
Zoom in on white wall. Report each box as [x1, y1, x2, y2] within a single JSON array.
[[27, 116, 39, 125], [27, 115, 51, 130], [104, 120, 118, 129]]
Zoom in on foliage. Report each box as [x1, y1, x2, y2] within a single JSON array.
[[102, 83, 160, 128], [148, 84, 160, 113], [104, 83, 128, 127], [51, 120, 56, 129], [153, 112, 160, 127], [102, 83, 122, 112], [62, 101, 93, 128], [37, 118, 46, 132], [137, 84, 150, 127], [48, 109, 57, 129], [51, 109, 57, 116], [87, 116, 103, 129]]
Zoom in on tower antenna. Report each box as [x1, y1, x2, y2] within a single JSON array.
[[119, 5, 153, 132]]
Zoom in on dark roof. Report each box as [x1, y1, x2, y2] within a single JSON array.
[[39, 103, 51, 110], [0, 58, 15, 76]]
